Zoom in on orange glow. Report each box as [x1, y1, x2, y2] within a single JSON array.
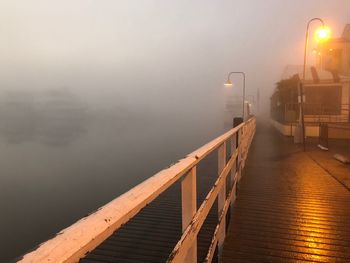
[[315, 27, 331, 42], [224, 80, 233, 87]]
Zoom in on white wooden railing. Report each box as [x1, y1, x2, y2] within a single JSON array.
[[19, 117, 256, 263]]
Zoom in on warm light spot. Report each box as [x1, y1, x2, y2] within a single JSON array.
[[315, 27, 331, 42], [224, 80, 233, 87], [329, 48, 333, 52]]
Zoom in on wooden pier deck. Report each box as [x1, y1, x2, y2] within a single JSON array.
[[20, 118, 350, 263], [81, 122, 350, 263], [222, 123, 350, 262], [21, 118, 256, 263]]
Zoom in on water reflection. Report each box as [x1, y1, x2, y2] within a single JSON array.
[[0, 88, 89, 146]]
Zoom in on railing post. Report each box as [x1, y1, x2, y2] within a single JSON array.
[[181, 166, 197, 262], [234, 121, 240, 180], [217, 142, 226, 257], [237, 128, 242, 181], [230, 135, 237, 209]]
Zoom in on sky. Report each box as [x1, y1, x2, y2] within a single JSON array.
[[0, 0, 350, 114]]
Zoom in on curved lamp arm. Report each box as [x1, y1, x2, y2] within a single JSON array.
[[225, 71, 246, 119], [303, 18, 325, 80]]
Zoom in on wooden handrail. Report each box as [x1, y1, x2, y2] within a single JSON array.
[[19, 117, 256, 263]]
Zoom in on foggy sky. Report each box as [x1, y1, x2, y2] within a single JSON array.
[[1, 0, 350, 114]]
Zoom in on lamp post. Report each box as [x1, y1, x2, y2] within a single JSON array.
[[224, 71, 246, 120], [299, 18, 329, 151], [303, 18, 328, 79]]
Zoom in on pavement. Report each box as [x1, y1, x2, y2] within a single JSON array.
[[222, 122, 350, 263], [307, 137, 350, 190]]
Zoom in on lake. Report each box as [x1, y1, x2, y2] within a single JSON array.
[[0, 87, 234, 262]]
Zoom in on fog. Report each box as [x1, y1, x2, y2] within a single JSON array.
[[2, 1, 349, 114], [0, 0, 350, 261]]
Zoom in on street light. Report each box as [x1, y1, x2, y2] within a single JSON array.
[[316, 27, 331, 42], [224, 72, 246, 120], [299, 18, 330, 151], [302, 18, 330, 79]]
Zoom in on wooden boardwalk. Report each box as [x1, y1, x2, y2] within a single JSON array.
[[81, 122, 350, 263], [222, 123, 350, 262], [21, 119, 350, 263], [20, 118, 257, 263]]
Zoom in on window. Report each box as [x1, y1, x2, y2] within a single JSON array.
[[304, 85, 342, 115], [325, 48, 342, 72]]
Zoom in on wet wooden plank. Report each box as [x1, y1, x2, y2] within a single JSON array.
[[222, 122, 350, 263]]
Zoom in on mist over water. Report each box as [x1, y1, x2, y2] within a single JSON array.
[[0, 88, 88, 145], [0, 86, 229, 262], [1, 0, 350, 261]]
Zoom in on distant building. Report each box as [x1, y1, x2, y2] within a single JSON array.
[[318, 24, 350, 76], [270, 23, 350, 139], [270, 65, 350, 138]]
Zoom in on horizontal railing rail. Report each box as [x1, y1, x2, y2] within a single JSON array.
[[19, 117, 257, 263], [281, 103, 350, 124]]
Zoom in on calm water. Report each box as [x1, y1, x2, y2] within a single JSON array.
[[0, 88, 230, 262]]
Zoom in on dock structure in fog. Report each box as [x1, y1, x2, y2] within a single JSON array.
[[18, 116, 350, 263]]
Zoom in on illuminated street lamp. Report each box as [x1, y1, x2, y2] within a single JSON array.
[[302, 18, 330, 79], [299, 18, 330, 151], [315, 27, 331, 43], [224, 71, 246, 120]]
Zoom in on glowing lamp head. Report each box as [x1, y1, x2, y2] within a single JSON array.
[[224, 79, 233, 87], [315, 27, 330, 42]]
